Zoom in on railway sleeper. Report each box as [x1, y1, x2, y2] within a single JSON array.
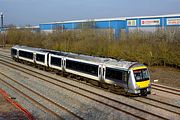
[[36, 64, 44, 71]]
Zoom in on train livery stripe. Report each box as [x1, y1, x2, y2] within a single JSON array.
[[136, 80, 150, 88], [132, 66, 147, 70]]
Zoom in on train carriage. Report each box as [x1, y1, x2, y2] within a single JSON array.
[[18, 48, 34, 63], [49, 53, 64, 71], [64, 57, 101, 81]]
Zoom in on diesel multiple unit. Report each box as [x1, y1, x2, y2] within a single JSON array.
[[11, 45, 151, 96]]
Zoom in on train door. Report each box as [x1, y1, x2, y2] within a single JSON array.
[[102, 65, 106, 81], [33, 52, 36, 63], [98, 64, 103, 80], [17, 49, 19, 59], [63, 57, 66, 71], [46, 53, 49, 67]]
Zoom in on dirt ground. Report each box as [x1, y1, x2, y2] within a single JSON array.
[[0, 93, 28, 120], [149, 66, 180, 89]]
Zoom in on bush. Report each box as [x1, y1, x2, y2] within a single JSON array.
[[4, 28, 180, 68]]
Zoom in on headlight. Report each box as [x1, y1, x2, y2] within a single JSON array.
[[135, 84, 139, 89]]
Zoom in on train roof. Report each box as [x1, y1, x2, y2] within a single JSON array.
[[66, 52, 110, 63], [105, 59, 138, 70], [65, 52, 138, 69], [12, 45, 45, 52], [12, 45, 70, 56], [41, 49, 68, 56]]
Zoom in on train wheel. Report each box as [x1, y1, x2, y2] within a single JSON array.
[[101, 83, 108, 89], [124, 92, 130, 97], [98, 82, 102, 88], [147, 91, 151, 94], [141, 91, 148, 96], [142, 93, 147, 96]]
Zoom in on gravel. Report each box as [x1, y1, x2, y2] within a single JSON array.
[[0, 67, 60, 119], [0, 64, 138, 120]]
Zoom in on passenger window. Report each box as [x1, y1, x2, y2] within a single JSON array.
[[106, 67, 127, 83], [19, 50, 33, 59], [66, 59, 98, 76], [11, 49, 17, 55], [51, 56, 61, 67], [36, 54, 45, 62]]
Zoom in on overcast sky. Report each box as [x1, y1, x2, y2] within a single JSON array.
[[0, 0, 180, 26]]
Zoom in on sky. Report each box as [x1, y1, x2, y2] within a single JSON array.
[[0, 0, 180, 26]]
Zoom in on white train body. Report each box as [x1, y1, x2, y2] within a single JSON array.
[[11, 45, 151, 95]]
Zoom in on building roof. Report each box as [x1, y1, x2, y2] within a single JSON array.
[[40, 13, 180, 25], [126, 13, 180, 19], [40, 18, 126, 25]]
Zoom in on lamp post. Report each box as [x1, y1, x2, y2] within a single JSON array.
[[1, 12, 3, 32], [0, 12, 5, 47]]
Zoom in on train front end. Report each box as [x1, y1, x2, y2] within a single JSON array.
[[128, 65, 151, 96]]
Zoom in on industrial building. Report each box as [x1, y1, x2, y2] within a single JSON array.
[[39, 14, 180, 39], [126, 14, 180, 33], [2, 14, 180, 39], [39, 18, 126, 38]]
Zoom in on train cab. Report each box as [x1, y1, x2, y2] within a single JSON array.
[[11, 46, 19, 59], [129, 65, 151, 96]]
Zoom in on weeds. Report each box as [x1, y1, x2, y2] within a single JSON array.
[[1, 28, 180, 68]]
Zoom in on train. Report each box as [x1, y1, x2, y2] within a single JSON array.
[[11, 45, 151, 96]]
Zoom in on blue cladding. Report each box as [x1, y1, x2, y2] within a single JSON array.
[[40, 20, 126, 30], [95, 20, 126, 38], [40, 20, 126, 38], [63, 23, 74, 29], [39, 23, 62, 30], [96, 21, 110, 28], [97, 20, 123, 29], [95, 20, 125, 29], [39, 24, 53, 30]]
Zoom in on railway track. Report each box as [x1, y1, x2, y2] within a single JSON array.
[[132, 96, 180, 115], [152, 83, 180, 92], [0, 52, 179, 119], [0, 48, 11, 54], [0, 76, 63, 120], [0, 72, 83, 120], [151, 83, 180, 95]]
